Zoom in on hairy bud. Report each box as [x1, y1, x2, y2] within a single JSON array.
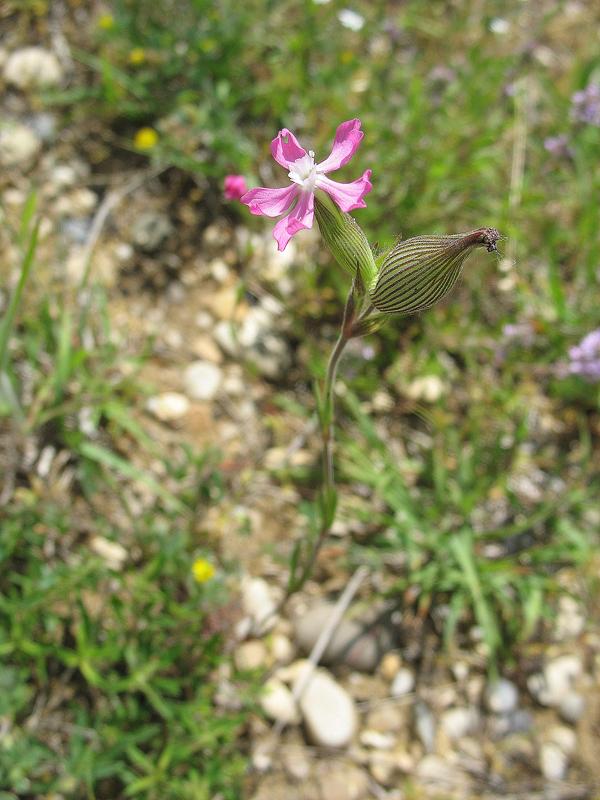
[[314, 192, 378, 289], [370, 228, 500, 315]]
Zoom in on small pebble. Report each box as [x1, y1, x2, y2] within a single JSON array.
[[558, 691, 585, 723], [540, 742, 567, 781], [365, 702, 406, 734], [146, 392, 189, 422], [294, 601, 391, 672], [4, 46, 63, 89], [297, 667, 357, 749], [241, 576, 279, 634], [379, 652, 402, 681], [183, 360, 223, 401], [270, 633, 295, 665], [554, 596, 585, 641], [440, 707, 479, 741], [0, 122, 41, 168], [260, 678, 300, 725], [485, 678, 519, 714], [89, 536, 127, 570], [391, 667, 415, 697], [547, 725, 576, 755], [360, 729, 396, 749], [234, 640, 268, 671]]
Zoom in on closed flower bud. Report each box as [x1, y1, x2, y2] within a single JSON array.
[[370, 228, 500, 315], [314, 193, 378, 289]]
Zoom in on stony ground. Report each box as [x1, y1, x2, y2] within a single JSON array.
[[2, 34, 600, 800]]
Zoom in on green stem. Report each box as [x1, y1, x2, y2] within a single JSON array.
[[0, 220, 39, 375], [273, 284, 360, 618]]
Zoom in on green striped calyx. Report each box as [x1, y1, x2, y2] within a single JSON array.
[[314, 192, 378, 289], [369, 228, 500, 316]]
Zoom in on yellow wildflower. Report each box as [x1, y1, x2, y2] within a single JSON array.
[[129, 48, 146, 65], [98, 13, 114, 30], [192, 558, 215, 583], [134, 127, 158, 150]]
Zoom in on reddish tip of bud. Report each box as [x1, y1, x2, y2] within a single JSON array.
[[472, 227, 501, 252]]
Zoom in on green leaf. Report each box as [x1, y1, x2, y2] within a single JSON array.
[[78, 441, 187, 513]]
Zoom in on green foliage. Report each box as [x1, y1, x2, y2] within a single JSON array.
[[0, 502, 247, 798], [0, 205, 250, 798], [339, 390, 594, 661]]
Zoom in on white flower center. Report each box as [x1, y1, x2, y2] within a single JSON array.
[[288, 150, 318, 192]]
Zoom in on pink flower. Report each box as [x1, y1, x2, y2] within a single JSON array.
[[241, 119, 372, 251], [224, 174, 248, 201]]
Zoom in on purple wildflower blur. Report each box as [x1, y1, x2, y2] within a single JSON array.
[[571, 82, 600, 127], [567, 329, 600, 381], [543, 135, 572, 158]]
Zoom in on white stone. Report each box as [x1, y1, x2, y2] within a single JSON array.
[[559, 691, 586, 723], [214, 320, 238, 356], [297, 668, 357, 748], [273, 658, 311, 685], [540, 742, 567, 781], [183, 360, 222, 401], [554, 595, 585, 640], [89, 535, 127, 570], [391, 667, 415, 697], [485, 678, 519, 714], [238, 307, 272, 348], [234, 640, 268, 671], [241, 576, 278, 634], [260, 678, 300, 725], [50, 164, 78, 188], [544, 655, 582, 703], [528, 655, 583, 707], [4, 47, 63, 90], [405, 375, 446, 402], [338, 9, 365, 31], [146, 392, 189, 422], [360, 729, 396, 749], [222, 369, 246, 397], [440, 707, 479, 740], [294, 600, 388, 672], [0, 122, 41, 168], [547, 725, 576, 755], [55, 187, 98, 216], [270, 633, 295, 665]]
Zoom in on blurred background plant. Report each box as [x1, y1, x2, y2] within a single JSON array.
[[0, 199, 251, 798]]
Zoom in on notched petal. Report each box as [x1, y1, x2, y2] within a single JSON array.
[[316, 169, 372, 212], [271, 128, 307, 169], [317, 118, 364, 174], [240, 184, 299, 217]]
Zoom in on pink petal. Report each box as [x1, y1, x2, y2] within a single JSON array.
[[272, 191, 314, 251], [241, 184, 299, 217], [316, 169, 372, 212], [224, 174, 248, 201], [316, 118, 364, 174], [271, 128, 306, 169]]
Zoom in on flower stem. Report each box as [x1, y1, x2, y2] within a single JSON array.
[[272, 285, 358, 620]]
